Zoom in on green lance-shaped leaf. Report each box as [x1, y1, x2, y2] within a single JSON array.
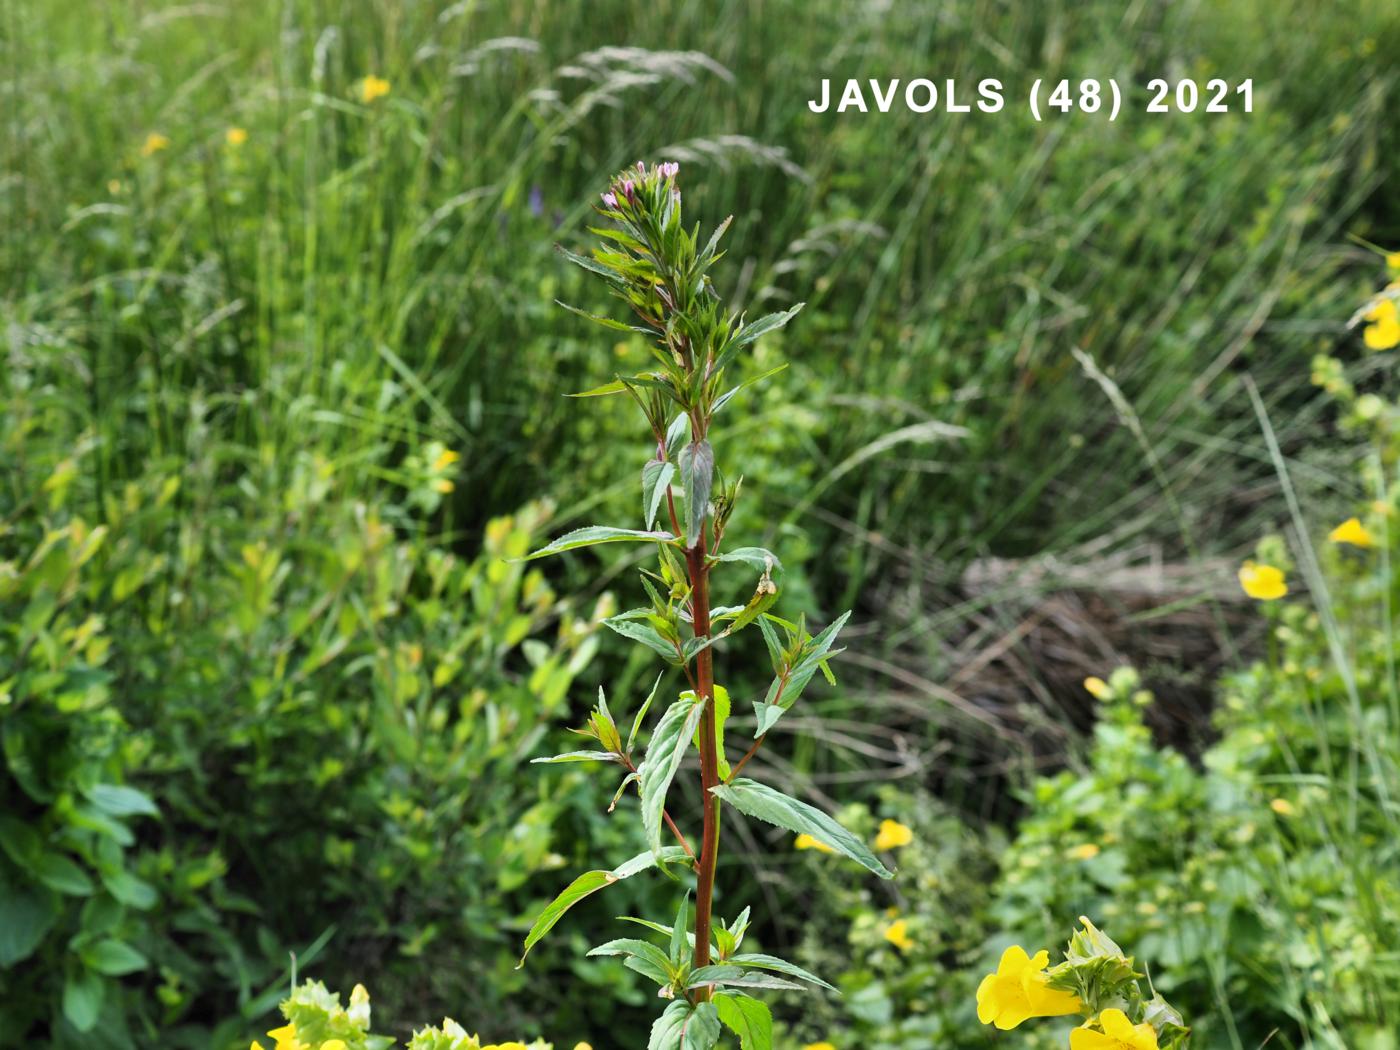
[[680, 440, 714, 547], [712, 303, 804, 375], [524, 526, 676, 560], [603, 614, 681, 661], [531, 750, 619, 765], [713, 993, 773, 1050], [728, 953, 837, 992], [642, 459, 677, 529], [555, 244, 626, 287], [640, 694, 707, 854], [687, 965, 802, 992], [711, 778, 892, 879], [752, 611, 850, 737], [588, 938, 678, 987], [688, 685, 731, 779], [518, 846, 689, 965], [651, 1000, 721, 1050]]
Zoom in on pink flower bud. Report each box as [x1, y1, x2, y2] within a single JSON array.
[[601, 192, 617, 208], [660, 161, 679, 178]]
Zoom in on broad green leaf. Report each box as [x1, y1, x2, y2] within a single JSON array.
[[603, 615, 680, 661], [665, 413, 691, 461], [753, 702, 784, 737], [714, 993, 773, 1050], [34, 852, 95, 896], [680, 440, 714, 547], [530, 750, 618, 764], [524, 526, 675, 561], [730, 953, 837, 992], [689, 686, 731, 780], [711, 778, 892, 878], [588, 937, 677, 986], [684, 1002, 722, 1050], [86, 783, 158, 818], [83, 938, 148, 976], [642, 460, 677, 529], [519, 847, 689, 964], [62, 970, 104, 1032], [689, 968, 802, 992], [0, 880, 58, 966], [650, 1001, 692, 1050], [100, 869, 157, 909], [640, 694, 706, 854]]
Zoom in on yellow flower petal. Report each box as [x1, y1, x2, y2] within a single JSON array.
[[574, 1044, 594, 1050], [976, 944, 1082, 1029], [141, 132, 170, 157], [1387, 251, 1400, 273], [803, 1044, 837, 1050], [321, 1042, 346, 1050], [1270, 797, 1296, 816], [360, 75, 391, 103], [883, 918, 914, 952], [1238, 561, 1287, 601], [434, 478, 455, 494], [226, 127, 248, 147], [1363, 299, 1400, 351], [1082, 676, 1110, 700], [1328, 517, 1374, 549], [794, 833, 835, 854], [434, 448, 461, 471], [1066, 842, 1100, 861], [874, 818, 913, 850]]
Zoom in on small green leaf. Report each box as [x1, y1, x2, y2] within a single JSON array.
[[567, 378, 630, 397], [689, 968, 802, 992], [689, 686, 731, 780], [530, 750, 619, 764], [629, 674, 664, 751], [684, 1002, 722, 1050], [711, 778, 892, 878], [714, 993, 773, 1050], [680, 441, 714, 547], [86, 784, 158, 819], [713, 363, 789, 414], [62, 970, 104, 1032], [640, 695, 707, 854], [643, 460, 677, 529], [34, 852, 95, 896], [650, 1001, 692, 1050], [83, 939, 148, 976], [588, 937, 678, 986], [670, 893, 689, 966], [518, 847, 689, 965], [524, 526, 676, 561], [753, 611, 850, 737]]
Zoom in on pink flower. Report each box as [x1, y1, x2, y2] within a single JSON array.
[[601, 192, 618, 208], [636, 161, 647, 174], [660, 161, 679, 178], [621, 179, 635, 199]]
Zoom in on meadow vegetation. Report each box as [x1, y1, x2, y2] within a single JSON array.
[[2, 0, 1399, 1047]]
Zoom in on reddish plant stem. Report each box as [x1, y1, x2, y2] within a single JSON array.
[[687, 536, 720, 989]]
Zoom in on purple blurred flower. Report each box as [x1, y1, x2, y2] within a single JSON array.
[[660, 161, 679, 178], [601, 191, 618, 208], [636, 160, 647, 174], [621, 179, 635, 200], [528, 184, 544, 217]]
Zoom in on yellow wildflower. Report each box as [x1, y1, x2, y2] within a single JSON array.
[[976, 945, 1083, 1030], [251, 1043, 265, 1050], [108, 179, 123, 195], [322, 1042, 346, 1050], [1238, 561, 1287, 601], [141, 132, 170, 157], [803, 1044, 837, 1050], [1363, 298, 1400, 351], [1329, 517, 1374, 549], [1270, 797, 1296, 816], [574, 1044, 594, 1050], [434, 448, 461, 471], [1071, 1008, 1159, 1050], [226, 127, 249, 147], [1066, 843, 1101, 861], [265, 1024, 306, 1050], [883, 918, 914, 952], [434, 478, 455, 494], [794, 833, 835, 854], [1082, 676, 1110, 700], [360, 75, 391, 103], [1388, 251, 1400, 273], [874, 819, 914, 850]]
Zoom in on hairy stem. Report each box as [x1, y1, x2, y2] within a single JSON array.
[[687, 537, 720, 988]]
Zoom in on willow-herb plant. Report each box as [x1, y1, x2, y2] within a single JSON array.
[[515, 161, 890, 1048]]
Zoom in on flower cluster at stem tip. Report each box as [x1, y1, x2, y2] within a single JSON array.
[[976, 918, 1190, 1049]]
